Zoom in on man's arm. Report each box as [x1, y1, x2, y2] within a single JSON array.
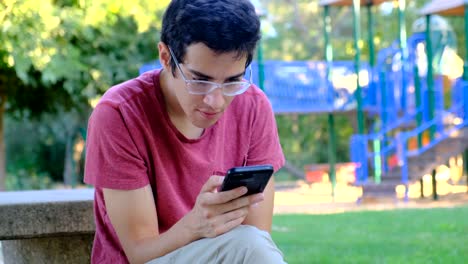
[[104, 176, 264, 264], [103, 186, 193, 264], [242, 176, 275, 232]]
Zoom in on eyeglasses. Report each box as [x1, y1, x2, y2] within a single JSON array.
[[168, 46, 252, 96]]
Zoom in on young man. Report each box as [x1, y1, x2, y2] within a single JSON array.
[[84, 0, 286, 263]]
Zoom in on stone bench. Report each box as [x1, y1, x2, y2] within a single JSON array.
[[0, 189, 95, 264]]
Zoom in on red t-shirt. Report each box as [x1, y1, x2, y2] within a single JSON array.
[[84, 69, 285, 263]]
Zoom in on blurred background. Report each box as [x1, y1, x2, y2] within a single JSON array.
[[1, 0, 466, 191]]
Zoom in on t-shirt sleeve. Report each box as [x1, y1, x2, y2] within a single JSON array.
[[84, 103, 149, 190], [246, 91, 285, 173]]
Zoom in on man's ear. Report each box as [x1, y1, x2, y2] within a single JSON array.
[[158, 42, 171, 70]]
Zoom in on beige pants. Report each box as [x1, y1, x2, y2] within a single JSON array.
[[147, 225, 287, 264]]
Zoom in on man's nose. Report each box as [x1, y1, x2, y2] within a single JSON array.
[[203, 87, 225, 109]]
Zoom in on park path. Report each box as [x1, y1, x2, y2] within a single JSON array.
[[273, 181, 468, 215]]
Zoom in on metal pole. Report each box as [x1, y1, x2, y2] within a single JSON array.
[[398, 0, 408, 113], [366, 2, 380, 183], [463, 5, 468, 154], [353, 0, 365, 134], [324, 5, 333, 79], [328, 114, 337, 197], [257, 38, 265, 91], [431, 168, 438, 200], [464, 150, 468, 193], [379, 70, 389, 173], [324, 5, 337, 198], [414, 61, 424, 194], [399, 132, 409, 184], [425, 15, 436, 140], [252, 1, 266, 91], [462, 4, 468, 194], [420, 178, 424, 198], [380, 70, 388, 128], [464, 3, 468, 80], [366, 3, 375, 67], [413, 65, 423, 148]]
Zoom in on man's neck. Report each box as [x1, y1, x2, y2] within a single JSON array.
[[171, 118, 204, 139]]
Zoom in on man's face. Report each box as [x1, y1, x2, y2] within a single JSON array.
[[170, 43, 248, 129]]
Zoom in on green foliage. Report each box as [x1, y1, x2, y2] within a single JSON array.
[[445, 16, 467, 60], [6, 170, 54, 190], [2, 0, 169, 188], [276, 114, 354, 170], [273, 206, 468, 263], [5, 114, 70, 182], [1, 0, 169, 117], [261, 0, 325, 60], [3, 0, 468, 187], [1, 1, 77, 115], [259, 0, 450, 62]]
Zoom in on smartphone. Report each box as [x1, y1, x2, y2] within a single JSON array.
[[220, 164, 274, 196]]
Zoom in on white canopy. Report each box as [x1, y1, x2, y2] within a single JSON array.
[[319, 0, 393, 7], [419, 0, 468, 16]]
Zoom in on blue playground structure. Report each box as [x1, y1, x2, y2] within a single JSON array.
[[348, 0, 468, 200], [140, 60, 368, 114]]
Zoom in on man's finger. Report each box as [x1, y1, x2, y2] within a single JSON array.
[[200, 175, 224, 193], [201, 186, 248, 207], [216, 192, 264, 214], [213, 208, 248, 234]]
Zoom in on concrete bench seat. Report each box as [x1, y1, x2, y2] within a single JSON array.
[[0, 189, 95, 263]]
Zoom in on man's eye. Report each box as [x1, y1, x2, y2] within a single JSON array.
[[192, 82, 211, 88]]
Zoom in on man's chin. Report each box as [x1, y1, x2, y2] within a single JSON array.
[[192, 118, 219, 129], [191, 112, 223, 128]]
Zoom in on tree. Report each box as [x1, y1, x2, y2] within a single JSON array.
[[1, 0, 169, 189]]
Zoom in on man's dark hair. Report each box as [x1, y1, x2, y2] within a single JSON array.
[[161, 0, 261, 76]]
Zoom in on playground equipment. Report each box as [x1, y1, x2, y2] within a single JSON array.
[[319, 0, 401, 198], [418, 0, 468, 197], [351, 0, 468, 200]]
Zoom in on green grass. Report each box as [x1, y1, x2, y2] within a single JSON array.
[[272, 206, 468, 264]]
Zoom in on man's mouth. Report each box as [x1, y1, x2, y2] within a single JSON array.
[[199, 110, 219, 119]]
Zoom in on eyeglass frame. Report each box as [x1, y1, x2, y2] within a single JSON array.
[[168, 46, 252, 96]]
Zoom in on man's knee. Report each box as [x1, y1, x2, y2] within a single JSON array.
[[228, 225, 285, 262], [229, 225, 270, 246], [149, 226, 285, 264]]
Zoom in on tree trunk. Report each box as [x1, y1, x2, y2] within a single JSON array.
[[63, 131, 75, 187], [0, 94, 6, 190]]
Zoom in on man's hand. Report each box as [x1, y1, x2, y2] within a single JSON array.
[[183, 175, 264, 239]]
